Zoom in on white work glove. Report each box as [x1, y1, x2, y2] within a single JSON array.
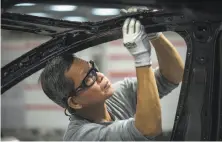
[[121, 7, 162, 40], [123, 18, 152, 67]]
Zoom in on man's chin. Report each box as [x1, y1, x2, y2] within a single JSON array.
[[105, 87, 114, 98]]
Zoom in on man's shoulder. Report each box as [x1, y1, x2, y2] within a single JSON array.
[[65, 114, 94, 129], [111, 77, 137, 94], [63, 117, 153, 141], [63, 116, 113, 141], [63, 116, 93, 140], [64, 117, 86, 132]]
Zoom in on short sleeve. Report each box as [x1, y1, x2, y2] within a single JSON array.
[[154, 67, 179, 98], [64, 118, 156, 141], [117, 67, 179, 99]]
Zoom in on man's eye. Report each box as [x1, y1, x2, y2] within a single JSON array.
[[84, 77, 94, 86], [76, 88, 83, 93]]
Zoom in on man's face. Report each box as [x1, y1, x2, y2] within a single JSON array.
[[65, 58, 114, 109]]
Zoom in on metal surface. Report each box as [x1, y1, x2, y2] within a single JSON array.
[[170, 22, 221, 141], [2, 0, 222, 14], [215, 31, 222, 140], [1, 0, 222, 141], [1, 9, 179, 93]]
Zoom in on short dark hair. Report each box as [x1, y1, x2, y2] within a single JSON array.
[[39, 54, 76, 109]]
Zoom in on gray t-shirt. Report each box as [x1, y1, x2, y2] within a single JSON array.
[[63, 68, 178, 141]]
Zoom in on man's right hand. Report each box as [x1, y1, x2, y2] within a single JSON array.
[[121, 7, 162, 41], [122, 18, 152, 67]]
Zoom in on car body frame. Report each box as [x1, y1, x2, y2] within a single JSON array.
[[1, 0, 222, 140]]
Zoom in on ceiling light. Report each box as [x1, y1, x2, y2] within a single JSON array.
[[62, 16, 87, 22], [49, 5, 77, 11], [152, 9, 159, 12], [92, 8, 120, 16], [27, 13, 49, 17], [15, 3, 36, 6]]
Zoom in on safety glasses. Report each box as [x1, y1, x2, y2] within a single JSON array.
[[74, 60, 99, 95]]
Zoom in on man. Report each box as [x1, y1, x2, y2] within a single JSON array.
[[39, 10, 184, 141]]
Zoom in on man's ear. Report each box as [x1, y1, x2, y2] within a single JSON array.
[[67, 97, 82, 109]]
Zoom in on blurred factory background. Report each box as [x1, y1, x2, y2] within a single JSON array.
[[1, 3, 187, 141]]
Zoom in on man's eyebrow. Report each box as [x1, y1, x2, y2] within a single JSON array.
[[87, 61, 92, 70], [81, 68, 88, 77], [81, 62, 91, 77]]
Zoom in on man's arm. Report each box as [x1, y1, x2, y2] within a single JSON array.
[[135, 66, 162, 136], [122, 18, 162, 136], [151, 34, 184, 84], [121, 7, 184, 84]]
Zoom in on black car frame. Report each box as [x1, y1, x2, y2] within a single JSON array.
[[1, 0, 222, 141]]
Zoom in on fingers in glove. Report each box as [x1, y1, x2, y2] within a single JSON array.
[[120, 9, 128, 15], [120, 7, 137, 14], [123, 18, 131, 35], [128, 7, 138, 13], [121, 7, 149, 14], [135, 20, 141, 34], [129, 18, 136, 34]]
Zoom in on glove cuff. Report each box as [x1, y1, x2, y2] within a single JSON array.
[[147, 32, 162, 40], [133, 51, 152, 67]]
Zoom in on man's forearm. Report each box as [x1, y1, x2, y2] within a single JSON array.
[[135, 66, 162, 136], [151, 34, 184, 84]]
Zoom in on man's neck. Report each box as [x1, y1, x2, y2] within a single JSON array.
[[76, 102, 112, 123]]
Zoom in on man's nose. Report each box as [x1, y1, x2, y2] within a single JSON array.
[[96, 72, 105, 83]]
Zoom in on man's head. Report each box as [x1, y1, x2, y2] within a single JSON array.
[[39, 54, 114, 112]]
